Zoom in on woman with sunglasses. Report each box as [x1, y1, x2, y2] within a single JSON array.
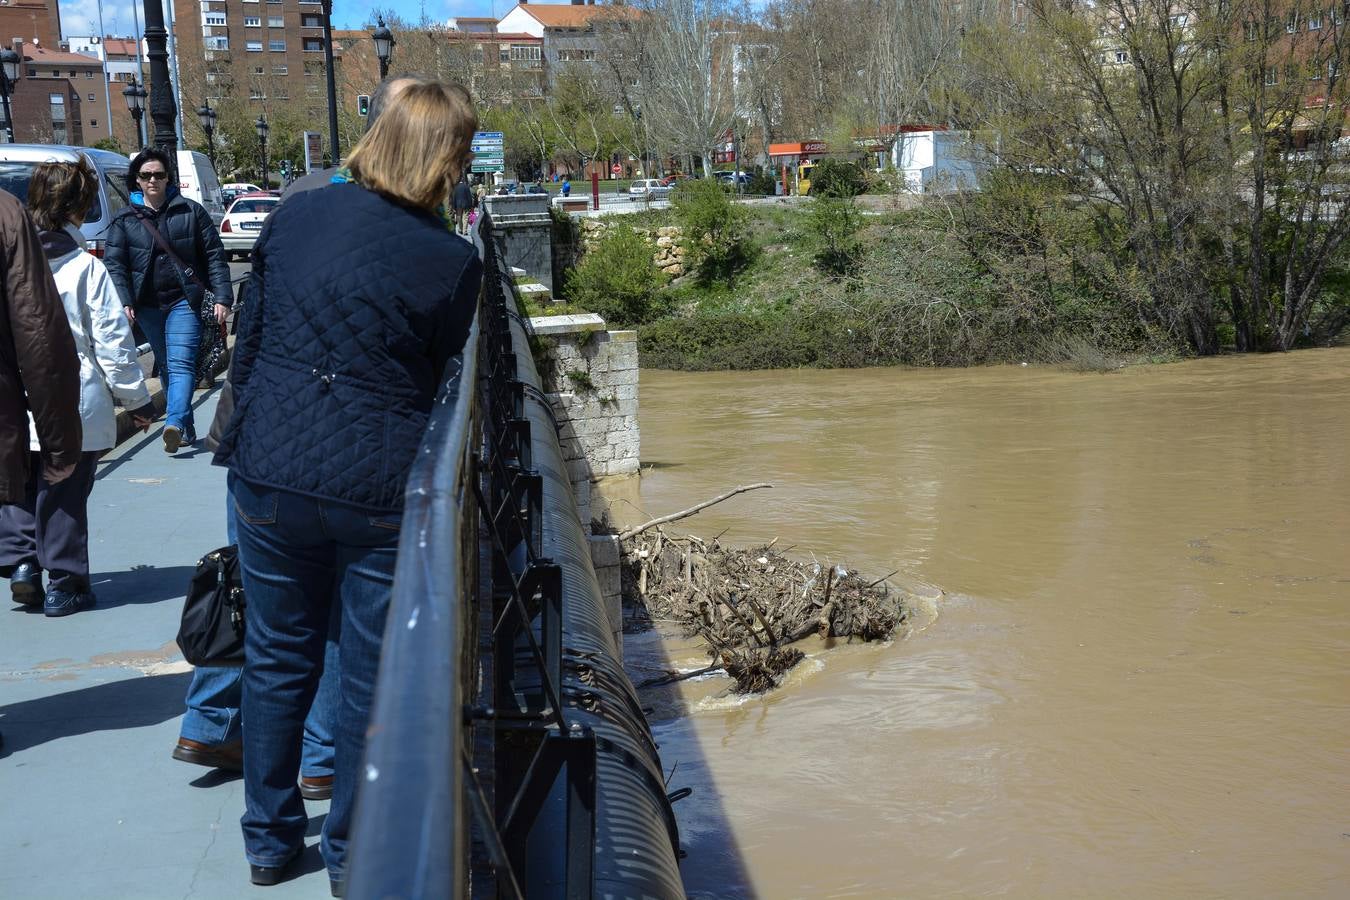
[[104, 148, 232, 453]]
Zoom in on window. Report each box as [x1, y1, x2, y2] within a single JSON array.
[[49, 93, 65, 120], [205, 36, 229, 50], [246, 40, 264, 52], [273, 64, 288, 74], [26, 67, 35, 76], [1114, 49, 1128, 64], [1244, 20, 1260, 41], [85, 71, 94, 77], [268, 16, 284, 27], [244, 16, 261, 26], [269, 39, 286, 51], [556, 48, 595, 62], [510, 44, 541, 62], [1331, 59, 1340, 80], [301, 14, 321, 26], [250, 87, 265, 99], [303, 38, 324, 52], [90, 119, 97, 127], [252, 65, 264, 74], [1308, 15, 1323, 30], [1308, 59, 1323, 80], [1287, 13, 1297, 33], [1264, 67, 1279, 86], [1336, 6, 1345, 26], [499, 46, 509, 63], [204, 12, 226, 25], [88, 93, 95, 101]]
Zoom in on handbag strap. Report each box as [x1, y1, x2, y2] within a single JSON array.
[[132, 207, 211, 295]]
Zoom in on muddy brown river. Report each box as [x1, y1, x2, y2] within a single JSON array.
[[622, 349, 1350, 898]]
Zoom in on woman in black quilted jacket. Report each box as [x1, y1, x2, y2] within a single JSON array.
[[213, 81, 482, 894]]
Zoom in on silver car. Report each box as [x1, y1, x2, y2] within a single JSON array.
[[0, 144, 132, 258]]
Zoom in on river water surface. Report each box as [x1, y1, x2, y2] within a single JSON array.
[[627, 349, 1350, 898]]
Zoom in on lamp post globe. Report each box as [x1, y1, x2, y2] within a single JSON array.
[[197, 101, 217, 168], [0, 47, 19, 144], [122, 78, 147, 149], [372, 17, 395, 80]]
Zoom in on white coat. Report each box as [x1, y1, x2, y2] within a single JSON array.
[[28, 224, 151, 452]]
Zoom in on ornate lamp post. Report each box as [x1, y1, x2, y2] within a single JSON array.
[[320, 0, 339, 164], [372, 17, 395, 81], [255, 115, 269, 190], [0, 47, 19, 144], [140, 0, 178, 151], [122, 77, 147, 149], [197, 100, 217, 169]]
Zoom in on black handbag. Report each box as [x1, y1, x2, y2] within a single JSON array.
[[176, 544, 246, 667]]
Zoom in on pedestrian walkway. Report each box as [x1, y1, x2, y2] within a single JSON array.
[[0, 386, 329, 899]]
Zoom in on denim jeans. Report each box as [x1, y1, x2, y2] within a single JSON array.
[[136, 297, 200, 439], [233, 476, 401, 879], [180, 473, 338, 778]]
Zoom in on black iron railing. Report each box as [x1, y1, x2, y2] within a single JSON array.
[[347, 214, 684, 900]]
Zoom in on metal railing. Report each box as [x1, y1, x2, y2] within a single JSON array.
[[347, 214, 684, 899]]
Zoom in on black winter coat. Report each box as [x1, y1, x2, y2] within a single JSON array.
[[104, 193, 232, 311], [214, 183, 482, 512]]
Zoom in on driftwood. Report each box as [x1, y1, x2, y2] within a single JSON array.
[[617, 483, 774, 540], [622, 525, 905, 694]]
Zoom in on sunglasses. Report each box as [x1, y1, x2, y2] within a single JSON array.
[[137, 171, 169, 182]]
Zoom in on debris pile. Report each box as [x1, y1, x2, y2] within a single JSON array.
[[621, 528, 904, 694]]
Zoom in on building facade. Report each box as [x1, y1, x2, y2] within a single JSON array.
[[0, 0, 61, 50], [5, 39, 112, 147], [64, 35, 147, 150], [171, 0, 338, 122]]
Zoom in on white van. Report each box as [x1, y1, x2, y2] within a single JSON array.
[[176, 150, 226, 227]]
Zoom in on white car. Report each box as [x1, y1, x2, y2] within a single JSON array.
[[219, 193, 279, 259], [628, 178, 670, 200]]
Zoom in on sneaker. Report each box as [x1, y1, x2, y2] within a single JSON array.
[[10, 563, 43, 606], [163, 425, 183, 454], [43, 588, 95, 617]]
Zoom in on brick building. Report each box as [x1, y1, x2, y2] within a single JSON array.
[[64, 35, 146, 150], [171, 0, 339, 122], [0, 0, 60, 50], [5, 39, 112, 147]]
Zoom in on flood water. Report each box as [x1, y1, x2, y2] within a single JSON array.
[[627, 349, 1350, 898]]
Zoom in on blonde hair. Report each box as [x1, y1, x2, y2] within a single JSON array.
[[28, 160, 99, 231], [346, 81, 478, 211]]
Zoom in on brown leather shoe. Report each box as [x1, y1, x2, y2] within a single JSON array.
[[299, 774, 333, 801], [172, 737, 243, 771]]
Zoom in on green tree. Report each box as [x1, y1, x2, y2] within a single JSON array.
[[671, 178, 754, 283], [565, 222, 666, 325]]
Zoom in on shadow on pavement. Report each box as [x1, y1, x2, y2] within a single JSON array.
[[87, 564, 196, 610], [0, 671, 191, 758]]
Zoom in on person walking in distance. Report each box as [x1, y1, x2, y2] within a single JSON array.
[[104, 149, 231, 454], [0, 162, 156, 617], [452, 175, 474, 234], [0, 189, 82, 743], [215, 81, 483, 893]]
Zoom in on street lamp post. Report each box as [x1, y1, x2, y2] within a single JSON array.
[[320, 0, 339, 164], [372, 17, 395, 81], [0, 47, 19, 144], [256, 115, 269, 190], [197, 101, 217, 169], [140, 0, 178, 151], [122, 77, 147, 149]]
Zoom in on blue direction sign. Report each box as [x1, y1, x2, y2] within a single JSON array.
[[473, 131, 504, 140]]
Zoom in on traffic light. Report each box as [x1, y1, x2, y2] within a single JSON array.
[[357, 94, 370, 117]]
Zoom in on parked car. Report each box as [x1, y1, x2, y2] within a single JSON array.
[[0, 144, 131, 258], [629, 178, 671, 200], [177, 150, 226, 227], [219, 192, 279, 259], [221, 181, 262, 208], [715, 171, 751, 186]]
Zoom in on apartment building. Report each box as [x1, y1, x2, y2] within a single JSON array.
[[0, 0, 60, 49], [171, 0, 339, 120], [6, 39, 112, 146], [65, 35, 147, 150]]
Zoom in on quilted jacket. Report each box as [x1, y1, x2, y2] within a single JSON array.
[[103, 190, 232, 311], [214, 182, 482, 512]]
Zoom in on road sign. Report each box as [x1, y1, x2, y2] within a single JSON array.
[[471, 162, 505, 174], [471, 143, 504, 154], [472, 152, 505, 163], [474, 131, 503, 140]]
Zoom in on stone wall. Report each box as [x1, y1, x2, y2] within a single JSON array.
[[579, 219, 689, 279], [530, 315, 640, 648]]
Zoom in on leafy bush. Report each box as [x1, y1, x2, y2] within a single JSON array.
[[808, 158, 868, 199], [746, 171, 777, 196], [807, 197, 863, 276], [671, 178, 755, 284], [564, 222, 666, 326]]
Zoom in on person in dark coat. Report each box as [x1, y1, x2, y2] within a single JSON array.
[[0, 189, 83, 747], [452, 175, 474, 233], [104, 148, 231, 454], [214, 81, 482, 893]]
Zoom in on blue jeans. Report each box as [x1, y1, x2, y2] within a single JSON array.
[[234, 476, 401, 879], [137, 298, 201, 439], [180, 474, 338, 778]]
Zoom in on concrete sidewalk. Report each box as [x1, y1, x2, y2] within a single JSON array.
[[0, 387, 330, 900]]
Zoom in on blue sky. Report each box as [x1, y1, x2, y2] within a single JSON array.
[[58, 0, 510, 41]]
